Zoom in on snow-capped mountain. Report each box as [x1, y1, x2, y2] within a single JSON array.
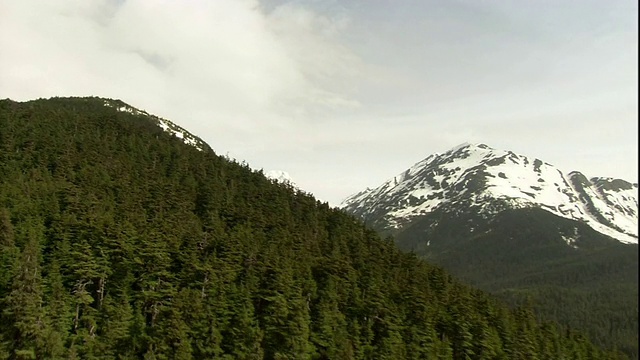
[[341, 143, 638, 244], [265, 170, 297, 186]]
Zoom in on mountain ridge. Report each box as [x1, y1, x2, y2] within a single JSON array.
[[101, 97, 210, 152]]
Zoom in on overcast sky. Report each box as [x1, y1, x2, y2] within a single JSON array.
[[1, 0, 637, 205]]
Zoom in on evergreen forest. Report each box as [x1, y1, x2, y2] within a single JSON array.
[[0, 97, 630, 359], [392, 207, 638, 359]]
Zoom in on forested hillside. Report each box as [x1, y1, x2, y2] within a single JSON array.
[[0, 97, 627, 359], [392, 206, 639, 358]]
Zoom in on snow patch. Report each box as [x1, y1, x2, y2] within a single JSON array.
[[561, 228, 579, 249], [103, 99, 206, 152]]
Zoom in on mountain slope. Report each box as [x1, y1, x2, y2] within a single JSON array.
[[341, 143, 638, 244], [341, 143, 639, 358], [1, 97, 625, 359], [102, 98, 210, 152]]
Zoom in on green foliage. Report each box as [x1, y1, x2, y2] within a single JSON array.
[[0, 97, 628, 359]]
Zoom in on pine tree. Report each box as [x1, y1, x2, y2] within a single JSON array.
[[42, 260, 71, 358], [310, 275, 350, 358], [0, 209, 19, 357], [3, 223, 47, 359]]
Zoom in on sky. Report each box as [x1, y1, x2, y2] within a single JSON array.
[[1, 0, 637, 206]]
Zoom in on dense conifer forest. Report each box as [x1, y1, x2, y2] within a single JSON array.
[[0, 97, 629, 359], [392, 206, 639, 359]]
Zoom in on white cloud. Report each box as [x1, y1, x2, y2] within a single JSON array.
[[0, 0, 362, 127]]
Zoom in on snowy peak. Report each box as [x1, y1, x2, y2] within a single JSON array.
[[103, 99, 208, 152], [341, 143, 638, 244], [265, 170, 297, 187]]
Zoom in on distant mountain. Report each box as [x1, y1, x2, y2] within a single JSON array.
[[265, 170, 296, 186], [341, 142, 638, 244], [341, 143, 639, 358]]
